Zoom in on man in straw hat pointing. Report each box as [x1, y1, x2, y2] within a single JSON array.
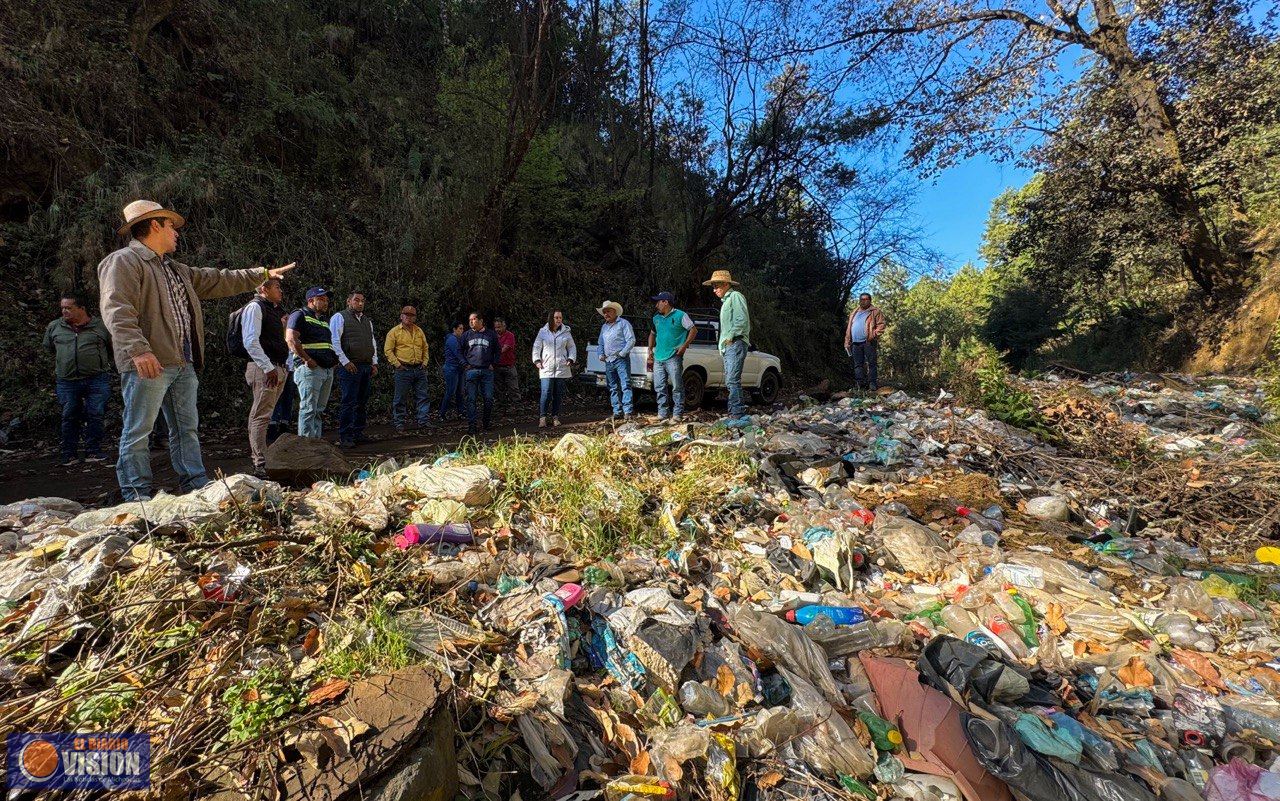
[[595, 300, 635, 419], [701, 269, 751, 423], [98, 200, 297, 500]]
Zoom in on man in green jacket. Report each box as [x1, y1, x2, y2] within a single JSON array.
[[702, 269, 751, 422], [43, 291, 113, 466], [98, 200, 296, 500]]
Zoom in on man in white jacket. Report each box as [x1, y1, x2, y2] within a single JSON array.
[[532, 309, 576, 427]]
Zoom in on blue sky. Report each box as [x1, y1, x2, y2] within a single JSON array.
[[913, 156, 1032, 269]]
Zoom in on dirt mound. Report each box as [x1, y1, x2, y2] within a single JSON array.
[[1187, 258, 1280, 373]]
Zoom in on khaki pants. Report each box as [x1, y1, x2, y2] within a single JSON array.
[[246, 363, 286, 469]]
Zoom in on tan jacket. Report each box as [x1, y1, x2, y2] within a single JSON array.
[[844, 305, 886, 347], [98, 239, 267, 372]]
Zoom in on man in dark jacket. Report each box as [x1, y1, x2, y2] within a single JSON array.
[[462, 311, 500, 435], [330, 291, 379, 448], [438, 321, 466, 422], [43, 291, 114, 466]]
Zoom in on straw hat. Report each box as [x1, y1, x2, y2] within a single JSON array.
[[117, 200, 185, 236], [596, 300, 623, 317], [701, 269, 739, 286]]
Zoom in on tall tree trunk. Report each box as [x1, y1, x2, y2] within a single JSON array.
[[1090, 0, 1236, 293]]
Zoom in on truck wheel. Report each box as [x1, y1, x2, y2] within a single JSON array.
[[683, 369, 706, 408], [755, 368, 781, 405]]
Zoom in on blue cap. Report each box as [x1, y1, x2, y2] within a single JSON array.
[[651, 291, 675, 303], [305, 287, 329, 300]]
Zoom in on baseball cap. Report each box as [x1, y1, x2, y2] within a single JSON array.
[[650, 291, 675, 303], [305, 287, 329, 300]]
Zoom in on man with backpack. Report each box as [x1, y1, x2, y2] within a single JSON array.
[[230, 277, 289, 476]]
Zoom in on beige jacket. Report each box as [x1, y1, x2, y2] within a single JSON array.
[[98, 239, 267, 372]]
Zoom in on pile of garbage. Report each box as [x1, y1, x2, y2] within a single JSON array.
[[3, 375, 1280, 801]]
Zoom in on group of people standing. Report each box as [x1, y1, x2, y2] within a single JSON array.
[[42, 198, 880, 502]]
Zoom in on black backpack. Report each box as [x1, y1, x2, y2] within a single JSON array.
[[226, 302, 253, 361]]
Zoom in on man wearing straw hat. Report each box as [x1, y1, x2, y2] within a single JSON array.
[[98, 200, 297, 500], [595, 300, 635, 420], [701, 269, 751, 423]]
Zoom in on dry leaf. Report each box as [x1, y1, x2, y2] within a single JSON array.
[[302, 628, 321, 656], [715, 665, 735, 697], [1172, 649, 1225, 690], [759, 772, 784, 789], [350, 562, 372, 586], [1045, 603, 1067, 635], [1116, 657, 1154, 688], [630, 751, 651, 775], [790, 541, 813, 561], [663, 756, 683, 783], [1073, 640, 1088, 659], [306, 678, 350, 706]]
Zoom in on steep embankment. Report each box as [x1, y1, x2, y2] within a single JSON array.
[[1188, 257, 1280, 374]]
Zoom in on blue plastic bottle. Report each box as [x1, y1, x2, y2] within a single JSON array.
[[785, 605, 868, 625]]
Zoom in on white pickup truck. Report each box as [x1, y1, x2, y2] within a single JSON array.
[[583, 312, 782, 407]]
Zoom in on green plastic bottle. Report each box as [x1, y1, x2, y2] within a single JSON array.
[[857, 710, 904, 752], [1008, 590, 1041, 647], [837, 773, 877, 800]]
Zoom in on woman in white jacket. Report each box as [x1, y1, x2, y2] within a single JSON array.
[[531, 310, 577, 427]]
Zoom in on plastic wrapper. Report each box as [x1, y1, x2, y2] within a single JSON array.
[[729, 603, 845, 706], [962, 715, 1159, 801], [804, 616, 909, 656], [649, 722, 709, 781], [706, 733, 739, 801], [1012, 711, 1082, 763], [1159, 578, 1215, 618], [1005, 552, 1110, 602], [872, 513, 949, 575], [1205, 758, 1280, 801], [736, 706, 802, 757], [778, 666, 875, 778], [1064, 603, 1136, 642]]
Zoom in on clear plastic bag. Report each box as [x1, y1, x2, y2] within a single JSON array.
[[730, 603, 845, 706], [779, 666, 876, 778], [872, 513, 949, 574]]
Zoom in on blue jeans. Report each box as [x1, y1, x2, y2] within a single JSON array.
[[652, 356, 684, 418], [439, 364, 465, 420], [465, 368, 495, 428], [56, 373, 111, 459], [393, 366, 431, 427], [117, 364, 207, 500], [603, 358, 633, 416], [336, 363, 373, 441], [851, 340, 878, 389], [539, 377, 567, 417], [294, 363, 334, 438], [722, 339, 747, 417]]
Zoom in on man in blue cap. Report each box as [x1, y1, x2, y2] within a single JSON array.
[[286, 288, 338, 437], [645, 291, 697, 422]]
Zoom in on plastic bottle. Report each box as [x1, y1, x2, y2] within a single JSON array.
[[985, 614, 1029, 658], [785, 605, 868, 626], [940, 604, 977, 636], [837, 774, 877, 801], [1153, 613, 1216, 652], [857, 710, 904, 752], [994, 590, 1040, 648], [1177, 747, 1208, 788], [395, 522, 474, 549], [955, 505, 1004, 533], [679, 680, 732, 718], [987, 563, 1045, 590]]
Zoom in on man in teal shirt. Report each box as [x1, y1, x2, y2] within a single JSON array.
[[702, 269, 751, 421], [646, 292, 697, 422]]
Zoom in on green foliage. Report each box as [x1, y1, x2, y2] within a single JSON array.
[[57, 663, 138, 729], [950, 338, 1050, 437], [221, 665, 305, 743], [320, 603, 415, 680]]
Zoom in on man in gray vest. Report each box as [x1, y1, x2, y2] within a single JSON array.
[[330, 291, 379, 448]]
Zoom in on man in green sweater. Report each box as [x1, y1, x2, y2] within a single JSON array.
[[43, 291, 114, 466], [702, 269, 751, 422]]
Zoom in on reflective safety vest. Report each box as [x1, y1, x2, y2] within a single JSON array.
[[289, 309, 338, 369]]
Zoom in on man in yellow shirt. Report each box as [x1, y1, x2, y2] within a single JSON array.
[[383, 305, 431, 432]]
